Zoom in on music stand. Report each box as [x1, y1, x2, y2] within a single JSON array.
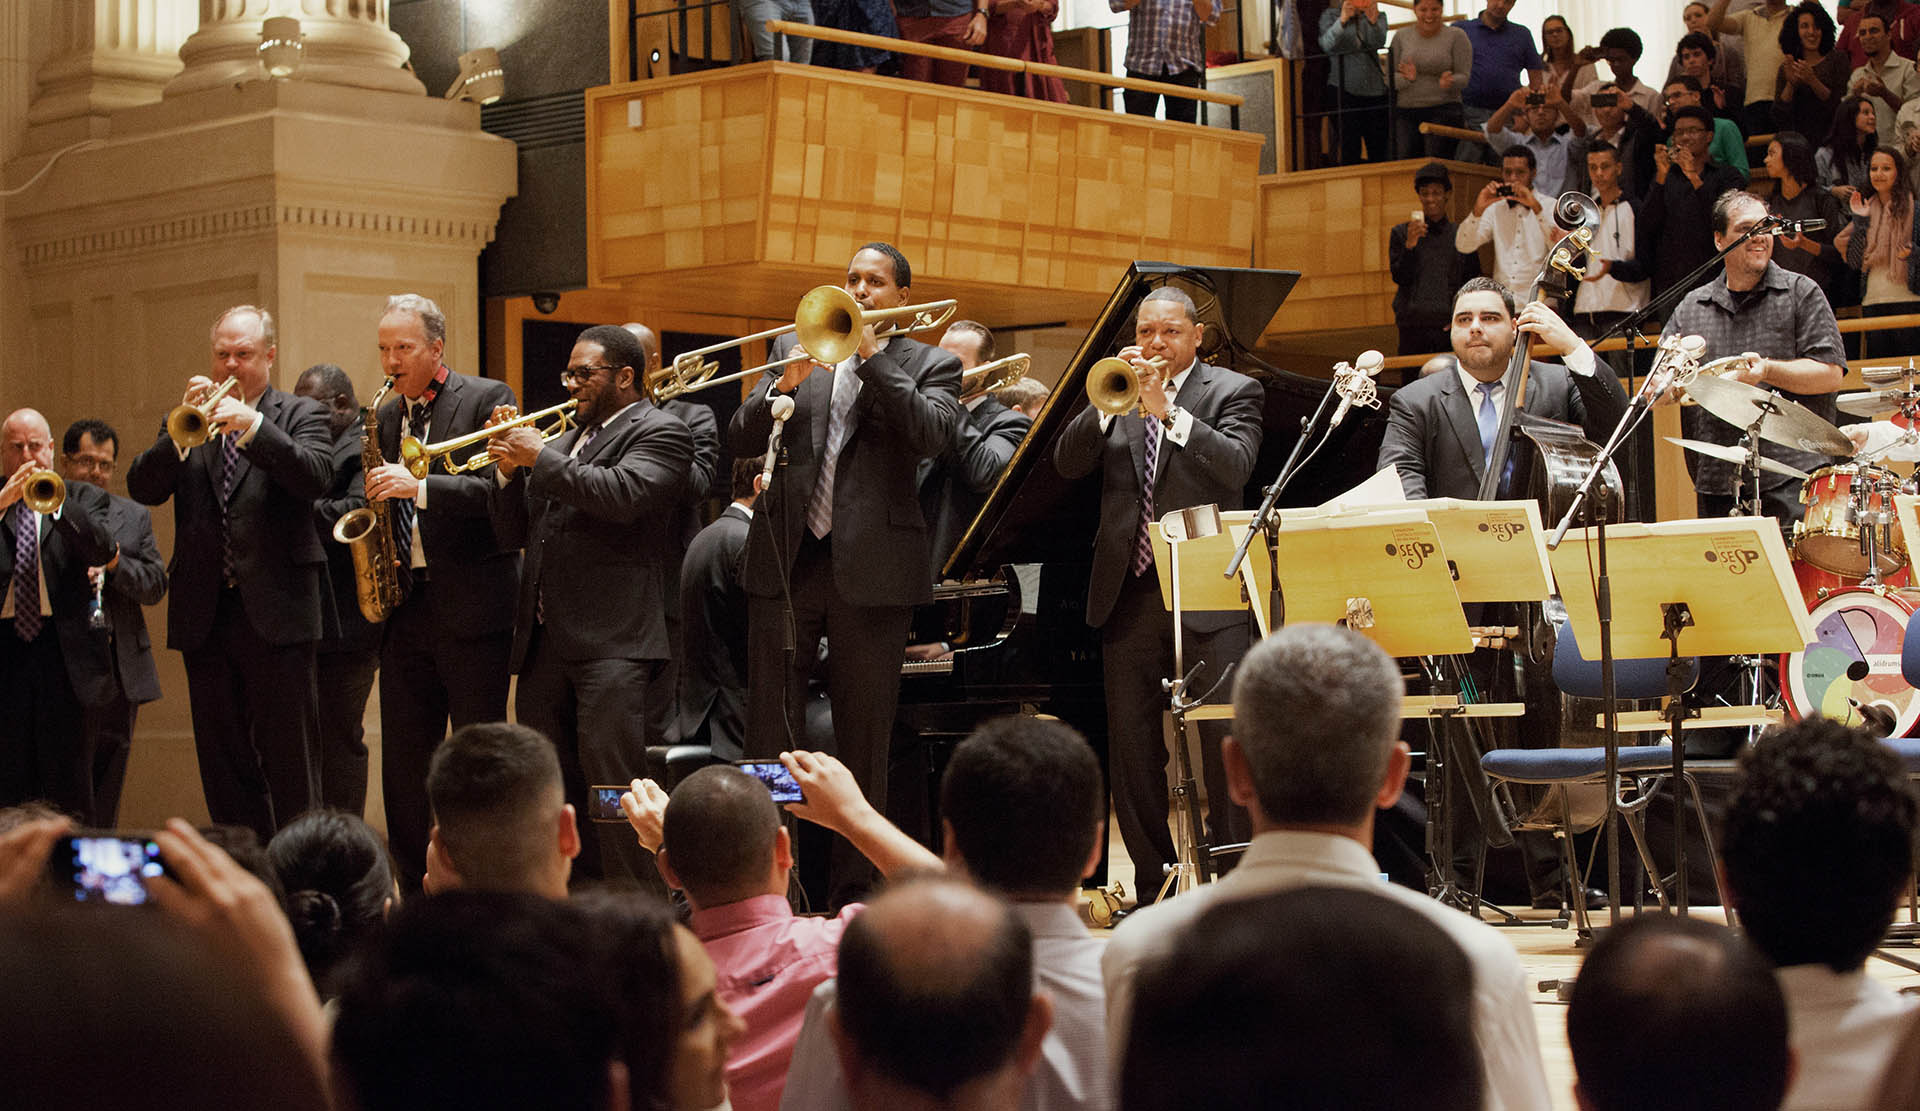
[[1550, 517, 1813, 913]]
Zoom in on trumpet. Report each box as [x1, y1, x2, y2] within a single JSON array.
[[398, 399, 577, 478], [22, 469, 64, 514], [958, 353, 1032, 404], [167, 377, 240, 451], [653, 286, 961, 401], [1085, 355, 1170, 417]]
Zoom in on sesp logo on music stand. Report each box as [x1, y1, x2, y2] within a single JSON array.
[[1704, 538, 1761, 575], [1385, 538, 1437, 569], [1476, 514, 1526, 542]]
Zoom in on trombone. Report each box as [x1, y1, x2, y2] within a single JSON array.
[[22, 469, 63, 514], [652, 286, 960, 401], [1085, 355, 1169, 417], [398, 399, 578, 478], [958, 353, 1032, 404], [167, 377, 240, 451]]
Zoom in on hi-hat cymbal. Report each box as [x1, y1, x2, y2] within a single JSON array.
[[1684, 374, 1852, 455], [1838, 389, 1920, 419], [1664, 436, 1813, 480]]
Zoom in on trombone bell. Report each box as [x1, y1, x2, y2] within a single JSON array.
[[958, 353, 1032, 403], [23, 469, 64, 514]]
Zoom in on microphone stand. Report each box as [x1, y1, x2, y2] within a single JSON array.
[[1225, 370, 1344, 630]]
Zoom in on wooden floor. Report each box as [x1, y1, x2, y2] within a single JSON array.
[[1095, 827, 1920, 1111]]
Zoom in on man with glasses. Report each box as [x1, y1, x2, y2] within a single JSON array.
[[1644, 105, 1749, 298], [488, 324, 695, 887], [362, 293, 521, 891], [59, 419, 165, 827]]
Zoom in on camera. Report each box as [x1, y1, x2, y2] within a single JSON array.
[[1525, 93, 1546, 106], [587, 785, 628, 823], [735, 760, 806, 804], [50, 834, 168, 905], [1590, 92, 1619, 107], [1494, 184, 1516, 198], [530, 291, 562, 315]]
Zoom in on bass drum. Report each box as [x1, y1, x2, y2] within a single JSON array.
[[1794, 559, 1911, 609], [1779, 588, 1920, 736]]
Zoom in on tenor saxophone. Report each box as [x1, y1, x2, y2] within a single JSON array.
[[332, 378, 404, 623]]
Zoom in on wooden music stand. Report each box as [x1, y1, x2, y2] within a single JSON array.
[[1550, 517, 1813, 912]]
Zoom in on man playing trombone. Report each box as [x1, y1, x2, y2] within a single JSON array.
[[728, 241, 963, 908], [487, 324, 694, 887], [362, 293, 520, 892], [126, 305, 335, 839]]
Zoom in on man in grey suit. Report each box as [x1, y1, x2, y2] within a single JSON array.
[[489, 323, 695, 885], [729, 242, 962, 906], [126, 305, 335, 839], [59, 418, 166, 827], [1054, 286, 1266, 896]]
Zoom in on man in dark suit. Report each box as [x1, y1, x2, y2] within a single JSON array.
[[1053, 286, 1265, 895], [293, 364, 382, 817], [918, 320, 1031, 579], [126, 305, 335, 839], [58, 418, 166, 827], [0, 409, 117, 818], [361, 294, 520, 890], [489, 323, 695, 885], [679, 457, 760, 761], [729, 242, 962, 905], [625, 321, 722, 751], [1377, 276, 1629, 501]]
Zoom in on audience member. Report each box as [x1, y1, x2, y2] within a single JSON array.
[[1821, 93, 1883, 194], [1663, 74, 1752, 174], [1484, 83, 1577, 195], [831, 879, 1050, 1111], [1573, 28, 1663, 122], [1420, 353, 1459, 377], [1540, 16, 1597, 103], [1767, 130, 1851, 302], [1567, 913, 1792, 1111], [897, 0, 982, 87], [1123, 886, 1482, 1111], [1567, 82, 1662, 198], [1722, 717, 1920, 1111], [1873, 1011, 1920, 1110], [1318, 0, 1391, 164], [810, 0, 897, 71], [1673, 29, 1746, 119], [423, 721, 579, 898], [1644, 105, 1750, 297], [1452, 0, 1543, 155], [1390, 161, 1483, 360], [1455, 146, 1555, 302], [977, 0, 1069, 101], [1388, 0, 1473, 158], [1850, 12, 1920, 150], [1101, 623, 1550, 1109], [266, 808, 396, 999], [1839, 0, 1920, 68], [1111, 0, 1216, 124], [1839, 145, 1920, 355], [1708, 0, 1793, 135], [1569, 141, 1653, 350], [1776, 1, 1850, 144], [1671, 1, 1748, 102]]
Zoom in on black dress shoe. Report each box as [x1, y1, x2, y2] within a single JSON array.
[[1530, 886, 1609, 911]]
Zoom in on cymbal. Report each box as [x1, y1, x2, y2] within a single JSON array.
[[1665, 437, 1813, 481], [1838, 388, 1920, 419], [1684, 374, 1852, 455]]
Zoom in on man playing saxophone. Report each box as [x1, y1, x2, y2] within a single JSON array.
[[360, 293, 520, 891]]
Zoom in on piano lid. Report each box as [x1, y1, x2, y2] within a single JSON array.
[[942, 262, 1307, 580]]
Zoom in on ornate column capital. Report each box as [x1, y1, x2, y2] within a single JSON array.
[[165, 0, 426, 98]]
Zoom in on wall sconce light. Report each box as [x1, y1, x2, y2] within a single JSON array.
[[444, 48, 506, 105], [258, 17, 304, 80]]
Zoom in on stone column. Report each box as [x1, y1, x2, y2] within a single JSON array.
[[166, 0, 425, 97], [24, 0, 195, 151]]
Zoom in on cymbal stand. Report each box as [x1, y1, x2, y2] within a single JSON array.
[[1156, 659, 1233, 902], [1730, 416, 1774, 744]]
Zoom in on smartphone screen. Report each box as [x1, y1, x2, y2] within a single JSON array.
[[52, 835, 166, 905], [587, 785, 628, 823], [734, 760, 806, 804]]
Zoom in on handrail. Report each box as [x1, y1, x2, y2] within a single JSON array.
[[1420, 121, 1490, 145], [1378, 313, 1920, 371], [765, 18, 1244, 106]]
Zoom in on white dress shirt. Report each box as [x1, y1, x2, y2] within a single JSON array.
[[1573, 196, 1651, 315], [1101, 830, 1551, 1111], [1777, 964, 1919, 1111], [1456, 190, 1555, 303]]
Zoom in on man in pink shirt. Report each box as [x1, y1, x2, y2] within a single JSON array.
[[623, 755, 938, 1111]]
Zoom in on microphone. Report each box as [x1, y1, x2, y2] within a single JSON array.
[[1769, 216, 1827, 237], [761, 394, 795, 489], [1329, 350, 1385, 428], [1643, 334, 1706, 401], [1850, 697, 1898, 738]]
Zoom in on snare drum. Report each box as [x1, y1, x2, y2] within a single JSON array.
[[1794, 464, 1909, 577], [1779, 587, 1920, 736]]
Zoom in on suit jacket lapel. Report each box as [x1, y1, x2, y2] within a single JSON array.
[[228, 387, 268, 493], [1442, 373, 1487, 485], [430, 372, 464, 443], [578, 404, 640, 465], [808, 368, 833, 459]]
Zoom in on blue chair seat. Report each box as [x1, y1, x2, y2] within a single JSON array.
[[1554, 621, 1699, 700], [1884, 737, 1920, 773], [1482, 745, 1677, 784]]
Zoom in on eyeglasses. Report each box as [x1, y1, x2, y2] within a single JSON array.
[[1672, 126, 1709, 137], [64, 453, 114, 473], [560, 363, 617, 386]]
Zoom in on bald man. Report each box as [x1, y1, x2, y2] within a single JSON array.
[[0, 408, 118, 815]]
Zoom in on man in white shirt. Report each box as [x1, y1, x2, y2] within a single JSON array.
[[1721, 717, 1920, 1111], [1850, 12, 1920, 149], [1100, 623, 1552, 1111], [1456, 146, 1555, 303], [1570, 141, 1652, 352]]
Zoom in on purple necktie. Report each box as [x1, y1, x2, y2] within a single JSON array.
[[219, 431, 240, 586], [12, 502, 40, 641], [1132, 415, 1161, 576]]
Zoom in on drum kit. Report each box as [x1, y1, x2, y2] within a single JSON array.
[[1667, 359, 1920, 736]]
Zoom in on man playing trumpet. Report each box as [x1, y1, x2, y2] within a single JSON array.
[[126, 305, 334, 839], [1053, 287, 1264, 897], [363, 293, 521, 892]]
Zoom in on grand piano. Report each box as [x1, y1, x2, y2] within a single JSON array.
[[889, 262, 1398, 870]]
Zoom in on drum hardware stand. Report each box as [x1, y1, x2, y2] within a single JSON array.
[[1731, 416, 1781, 745], [1418, 654, 1534, 926], [1156, 659, 1234, 902]]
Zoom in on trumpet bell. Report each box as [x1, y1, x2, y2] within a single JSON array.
[[1086, 357, 1140, 417], [794, 286, 865, 367], [166, 377, 240, 451], [23, 470, 64, 514]]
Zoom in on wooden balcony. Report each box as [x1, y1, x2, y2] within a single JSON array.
[[584, 61, 1264, 325]]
